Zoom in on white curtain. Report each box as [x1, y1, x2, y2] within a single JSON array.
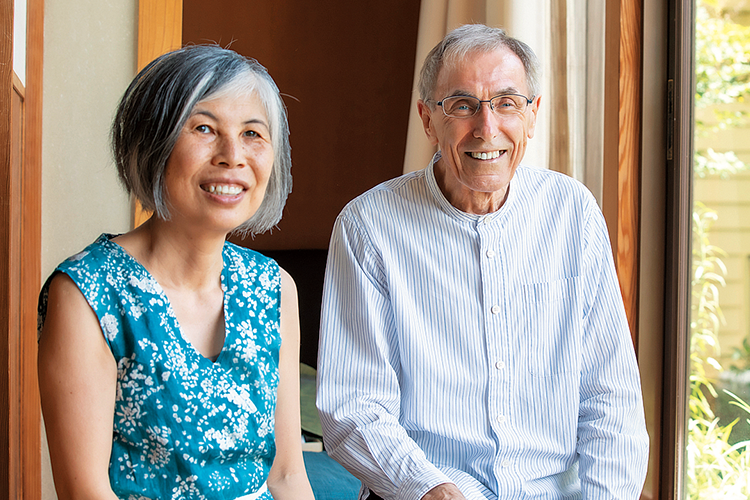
[[402, 0, 605, 207]]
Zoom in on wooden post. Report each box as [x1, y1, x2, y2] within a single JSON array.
[[133, 0, 183, 227]]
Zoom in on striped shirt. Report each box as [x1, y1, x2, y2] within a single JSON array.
[[317, 153, 649, 500]]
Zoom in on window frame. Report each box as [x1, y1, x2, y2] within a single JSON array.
[[660, 0, 695, 498]]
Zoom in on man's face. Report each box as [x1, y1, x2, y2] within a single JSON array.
[[418, 47, 540, 214]]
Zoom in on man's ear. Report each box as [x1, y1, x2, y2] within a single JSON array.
[[526, 94, 541, 139], [417, 100, 440, 146]]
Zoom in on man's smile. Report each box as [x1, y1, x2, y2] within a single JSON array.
[[468, 150, 503, 160]]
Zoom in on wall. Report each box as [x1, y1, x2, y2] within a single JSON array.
[[182, 0, 422, 251], [41, 0, 136, 497]]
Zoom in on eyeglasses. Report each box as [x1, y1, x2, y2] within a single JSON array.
[[434, 94, 534, 118]]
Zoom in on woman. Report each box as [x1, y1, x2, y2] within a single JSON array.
[[38, 45, 315, 500]]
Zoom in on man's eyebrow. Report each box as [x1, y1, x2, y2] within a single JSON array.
[[443, 86, 522, 98]]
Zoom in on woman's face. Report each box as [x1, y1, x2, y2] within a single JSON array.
[[162, 90, 274, 236]]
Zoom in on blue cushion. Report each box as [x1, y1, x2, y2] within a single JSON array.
[[304, 450, 361, 499]]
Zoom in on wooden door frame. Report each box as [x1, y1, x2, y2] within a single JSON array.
[[1, 0, 44, 498], [133, 0, 183, 227], [604, 0, 644, 349]]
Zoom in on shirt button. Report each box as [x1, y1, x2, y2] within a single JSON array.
[[491, 305, 501, 314], [502, 460, 511, 468], [497, 415, 507, 423], [495, 360, 505, 370], [486, 249, 496, 258]]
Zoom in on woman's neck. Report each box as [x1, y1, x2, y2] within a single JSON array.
[[113, 217, 227, 292]]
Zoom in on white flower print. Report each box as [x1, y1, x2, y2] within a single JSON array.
[[43, 236, 283, 499], [101, 313, 118, 341]]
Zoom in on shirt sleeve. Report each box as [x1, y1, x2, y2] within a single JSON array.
[[316, 213, 453, 500], [576, 204, 650, 498]]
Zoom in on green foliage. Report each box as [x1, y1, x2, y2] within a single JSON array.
[[695, 2, 750, 111], [729, 337, 750, 373], [694, 1, 750, 178], [687, 204, 750, 499]]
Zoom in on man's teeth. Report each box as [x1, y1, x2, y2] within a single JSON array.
[[470, 151, 501, 160], [204, 185, 243, 195]]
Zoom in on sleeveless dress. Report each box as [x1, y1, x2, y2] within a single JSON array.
[[38, 234, 281, 500]]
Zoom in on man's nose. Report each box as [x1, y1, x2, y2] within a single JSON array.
[[473, 102, 501, 139]]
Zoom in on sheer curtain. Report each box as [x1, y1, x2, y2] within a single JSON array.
[[402, 0, 605, 207]]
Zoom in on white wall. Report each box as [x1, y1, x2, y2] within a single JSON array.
[[41, 0, 137, 497]]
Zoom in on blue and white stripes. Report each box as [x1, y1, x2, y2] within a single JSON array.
[[317, 155, 649, 500]]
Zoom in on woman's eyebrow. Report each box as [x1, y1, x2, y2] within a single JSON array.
[[190, 110, 268, 128]]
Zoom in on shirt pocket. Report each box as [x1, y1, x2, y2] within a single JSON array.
[[521, 277, 582, 376]]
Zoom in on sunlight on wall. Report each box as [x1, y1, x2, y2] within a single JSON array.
[[41, 1, 136, 498]]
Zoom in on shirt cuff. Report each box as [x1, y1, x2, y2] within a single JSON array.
[[395, 465, 453, 500]]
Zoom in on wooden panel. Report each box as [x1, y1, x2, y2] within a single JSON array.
[[183, 0, 421, 250], [618, 0, 643, 347], [0, 0, 15, 495], [9, 73, 24, 500], [604, 0, 643, 348], [133, 0, 183, 227], [138, 0, 182, 70], [603, 0, 621, 253], [0, 0, 43, 498], [20, 0, 44, 498]]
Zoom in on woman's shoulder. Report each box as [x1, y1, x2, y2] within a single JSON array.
[[223, 241, 280, 275], [55, 233, 125, 274]]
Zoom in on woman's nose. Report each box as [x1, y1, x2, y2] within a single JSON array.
[[215, 136, 245, 168]]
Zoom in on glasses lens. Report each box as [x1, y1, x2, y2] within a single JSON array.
[[441, 96, 479, 117], [491, 95, 525, 113]]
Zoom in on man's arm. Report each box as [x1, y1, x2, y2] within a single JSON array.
[[576, 206, 650, 498], [317, 214, 458, 500]]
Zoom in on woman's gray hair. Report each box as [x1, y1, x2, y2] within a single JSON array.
[[111, 44, 292, 237], [418, 24, 541, 102]]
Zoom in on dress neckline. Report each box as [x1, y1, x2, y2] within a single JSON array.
[[100, 233, 230, 365]]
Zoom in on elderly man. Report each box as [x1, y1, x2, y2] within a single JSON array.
[[317, 24, 649, 500]]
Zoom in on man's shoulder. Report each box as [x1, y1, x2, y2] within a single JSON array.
[[516, 165, 594, 201], [340, 169, 427, 215]]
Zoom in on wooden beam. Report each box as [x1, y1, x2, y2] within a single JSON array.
[[133, 0, 183, 227], [1, 0, 16, 495], [21, 0, 45, 497], [604, 0, 643, 348], [1, 0, 43, 497], [618, 0, 643, 347]]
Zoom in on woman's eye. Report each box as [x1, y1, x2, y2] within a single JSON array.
[[195, 124, 211, 133], [244, 130, 260, 138]]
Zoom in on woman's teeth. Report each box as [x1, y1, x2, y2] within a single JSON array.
[[470, 151, 501, 160], [203, 185, 243, 195]]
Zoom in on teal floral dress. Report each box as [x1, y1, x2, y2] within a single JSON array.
[[38, 234, 280, 500]]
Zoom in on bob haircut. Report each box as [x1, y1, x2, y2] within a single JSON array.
[[418, 24, 541, 103], [111, 44, 291, 237]]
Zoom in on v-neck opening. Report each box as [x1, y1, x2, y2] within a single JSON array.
[[103, 234, 230, 366]]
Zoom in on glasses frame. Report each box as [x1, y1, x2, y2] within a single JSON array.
[[434, 93, 535, 118]]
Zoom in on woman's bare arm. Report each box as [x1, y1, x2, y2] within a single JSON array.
[[266, 269, 315, 500], [38, 273, 119, 500]]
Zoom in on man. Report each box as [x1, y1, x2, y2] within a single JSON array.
[[317, 24, 649, 500]]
